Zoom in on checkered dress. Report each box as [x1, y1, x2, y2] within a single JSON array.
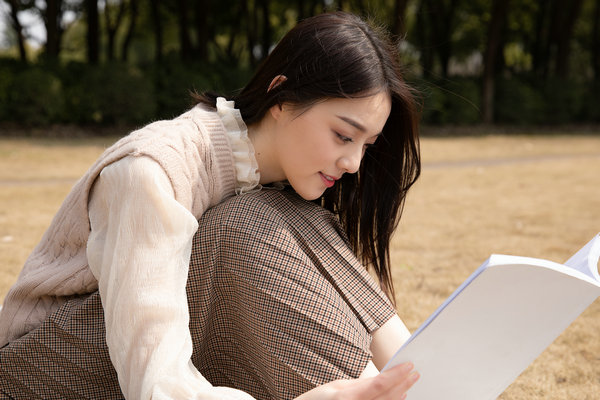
[[0, 189, 396, 400]]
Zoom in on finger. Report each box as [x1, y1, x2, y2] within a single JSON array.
[[374, 370, 420, 400], [343, 362, 415, 399]]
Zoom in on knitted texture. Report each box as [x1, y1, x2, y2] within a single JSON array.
[[0, 104, 237, 347]]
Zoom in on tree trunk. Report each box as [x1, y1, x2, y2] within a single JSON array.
[[121, 0, 139, 62], [259, 0, 271, 61], [309, 0, 321, 17], [482, 0, 510, 124], [531, 0, 554, 77], [297, 0, 305, 20], [423, 0, 457, 78], [416, 0, 433, 78], [176, 0, 193, 60], [7, 0, 27, 62], [555, 0, 583, 78], [194, 0, 209, 61], [43, 0, 63, 60], [248, 1, 258, 65], [440, 0, 458, 78], [105, 0, 126, 61], [593, 0, 600, 79], [355, 0, 366, 15], [149, 0, 163, 62], [392, 0, 409, 38], [226, 2, 243, 62], [85, 0, 99, 64], [545, 0, 564, 77], [338, 0, 349, 11]]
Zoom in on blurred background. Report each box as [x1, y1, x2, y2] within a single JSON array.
[[0, 0, 599, 130], [1, 2, 599, 397]]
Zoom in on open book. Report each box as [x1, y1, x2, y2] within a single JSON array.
[[383, 233, 600, 400]]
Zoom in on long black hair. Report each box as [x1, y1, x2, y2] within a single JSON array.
[[194, 12, 421, 304]]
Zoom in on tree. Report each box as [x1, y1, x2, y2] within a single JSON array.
[[531, 0, 551, 77], [593, 0, 600, 79], [85, 0, 99, 64], [392, 0, 410, 37], [258, 0, 271, 62], [554, 0, 583, 78], [531, 0, 583, 78], [43, 0, 65, 60], [121, 0, 138, 61], [6, 0, 28, 61], [104, 0, 126, 61], [176, 0, 193, 60], [482, 0, 510, 123], [193, 0, 209, 61], [148, 0, 163, 62], [415, 0, 460, 78]]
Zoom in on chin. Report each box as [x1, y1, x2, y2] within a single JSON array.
[[292, 186, 325, 201]]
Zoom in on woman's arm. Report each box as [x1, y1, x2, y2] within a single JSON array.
[[369, 314, 412, 370], [87, 156, 254, 400]]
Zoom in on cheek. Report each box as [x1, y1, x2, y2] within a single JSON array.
[[302, 135, 335, 165], [283, 119, 337, 171]]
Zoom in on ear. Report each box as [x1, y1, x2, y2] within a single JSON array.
[[267, 75, 288, 120], [267, 75, 288, 92], [269, 101, 284, 120]]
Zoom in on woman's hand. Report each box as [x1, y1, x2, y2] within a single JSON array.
[[295, 362, 419, 400]]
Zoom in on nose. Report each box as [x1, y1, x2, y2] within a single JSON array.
[[337, 145, 364, 174]]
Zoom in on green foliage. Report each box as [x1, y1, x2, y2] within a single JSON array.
[[4, 63, 65, 126], [1, 0, 600, 129], [1, 58, 596, 127], [0, 57, 254, 127], [495, 75, 590, 125], [149, 59, 207, 120], [417, 77, 482, 125], [541, 77, 587, 125], [61, 62, 156, 125], [581, 82, 600, 122], [495, 76, 546, 124], [0, 59, 21, 121], [148, 55, 252, 120]]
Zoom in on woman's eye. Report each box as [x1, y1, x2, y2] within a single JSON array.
[[334, 131, 352, 143]]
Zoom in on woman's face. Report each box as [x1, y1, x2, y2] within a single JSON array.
[[270, 91, 392, 200]]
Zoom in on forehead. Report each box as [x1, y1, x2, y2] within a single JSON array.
[[310, 92, 392, 133]]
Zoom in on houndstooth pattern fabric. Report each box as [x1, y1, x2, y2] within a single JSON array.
[[0, 188, 395, 400]]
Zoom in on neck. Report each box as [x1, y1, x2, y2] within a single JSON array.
[[248, 117, 283, 185]]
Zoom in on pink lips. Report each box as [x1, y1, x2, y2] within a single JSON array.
[[319, 172, 337, 188]]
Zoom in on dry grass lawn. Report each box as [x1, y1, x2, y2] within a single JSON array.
[[1, 132, 599, 398]]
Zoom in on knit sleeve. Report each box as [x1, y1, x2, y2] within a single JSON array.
[[86, 156, 255, 400]]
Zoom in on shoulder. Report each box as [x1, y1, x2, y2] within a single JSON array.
[[136, 105, 218, 139], [91, 157, 175, 210], [204, 190, 308, 223], [99, 156, 170, 188], [202, 188, 342, 238]]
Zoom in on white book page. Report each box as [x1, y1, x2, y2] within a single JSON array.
[[382, 236, 600, 400], [386, 248, 599, 356], [564, 233, 600, 281], [383, 262, 599, 400]]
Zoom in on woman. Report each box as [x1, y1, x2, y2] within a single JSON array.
[[0, 11, 420, 399]]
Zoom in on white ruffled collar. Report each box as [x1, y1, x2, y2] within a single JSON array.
[[216, 97, 261, 195]]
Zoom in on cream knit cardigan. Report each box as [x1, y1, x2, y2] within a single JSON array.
[[0, 101, 244, 347]]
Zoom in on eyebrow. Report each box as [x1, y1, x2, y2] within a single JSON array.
[[336, 115, 382, 138], [337, 115, 366, 132]]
